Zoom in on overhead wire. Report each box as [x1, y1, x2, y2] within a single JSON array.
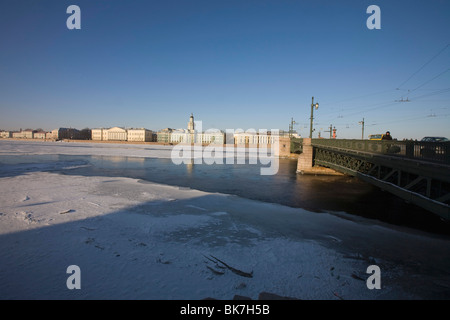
[[410, 87, 450, 100], [410, 68, 450, 92], [396, 43, 450, 89], [300, 44, 449, 135]]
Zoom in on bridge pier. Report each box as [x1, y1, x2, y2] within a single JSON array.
[[296, 138, 342, 175]]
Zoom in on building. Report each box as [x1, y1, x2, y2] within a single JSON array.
[[91, 128, 109, 141], [106, 127, 128, 141], [33, 131, 47, 139], [23, 129, 35, 139], [156, 114, 225, 145], [52, 128, 81, 140], [127, 128, 155, 142], [91, 128, 104, 141], [197, 129, 225, 145], [92, 127, 155, 142], [12, 129, 35, 139], [187, 113, 195, 133], [12, 132, 23, 139], [12, 131, 25, 139], [0, 131, 12, 138], [234, 130, 279, 146], [170, 129, 194, 144], [156, 128, 174, 143], [91, 127, 127, 141]]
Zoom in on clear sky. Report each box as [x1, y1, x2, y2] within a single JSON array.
[[0, 0, 449, 140]]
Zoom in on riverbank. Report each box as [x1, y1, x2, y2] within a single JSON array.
[[0, 138, 300, 160]]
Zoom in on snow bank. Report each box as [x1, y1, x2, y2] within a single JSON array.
[[0, 170, 444, 300]]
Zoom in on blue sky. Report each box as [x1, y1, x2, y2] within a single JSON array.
[[0, 0, 449, 140]]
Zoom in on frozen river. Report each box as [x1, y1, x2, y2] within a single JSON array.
[[1, 140, 450, 300], [0, 145, 446, 234]]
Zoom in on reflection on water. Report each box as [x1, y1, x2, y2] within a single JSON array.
[[186, 159, 194, 176], [0, 154, 448, 234], [95, 155, 146, 164]]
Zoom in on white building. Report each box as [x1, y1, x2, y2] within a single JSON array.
[[197, 129, 224, 145], [234, 130, 279, 145], [92, 127, 154, 142], [91, 128, 109, 141], [106, 127, 127, 141], [170, 129, 193, 144], [34, 131, 47, 139], [166, 128, 225, 145], [12, 129, 35, 139], [0, 131, 11, 138], [127, 128, 154, 142], [155, 114, 225, 145], [91, 128, 104, 141]]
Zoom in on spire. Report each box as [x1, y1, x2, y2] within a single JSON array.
[[188, 113, 195, 132]]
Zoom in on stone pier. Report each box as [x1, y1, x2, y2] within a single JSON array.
[[275, 137, 291, 157], [296, 138, 343, 175]]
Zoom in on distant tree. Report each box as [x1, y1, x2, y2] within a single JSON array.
[[79, 128, 92, 140]]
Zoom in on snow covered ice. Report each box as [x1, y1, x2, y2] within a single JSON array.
[[0, 140, 450, 300]]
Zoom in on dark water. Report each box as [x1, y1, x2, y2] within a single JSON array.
[[0, 154, 449, 234]]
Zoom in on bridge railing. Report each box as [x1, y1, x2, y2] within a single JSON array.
[[290, 137, 303, 154], [310, 139, 450, 165]]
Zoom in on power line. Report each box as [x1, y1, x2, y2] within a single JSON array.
[[410, 87, 450, 100], [411, 68, 450, 92], [320, 100, 398, 122], [366, 113, 450, 127], [320, 89, 396, 116], [321, 89, 395, 106], [397, 43, 450, 89]]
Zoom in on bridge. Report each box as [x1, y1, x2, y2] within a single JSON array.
[[295, 138, 450, 221]]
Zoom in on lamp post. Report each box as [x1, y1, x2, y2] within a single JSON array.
[[309, 96, 319, 138], [289, 117, 296, 138], [359, 118, 365, 140]]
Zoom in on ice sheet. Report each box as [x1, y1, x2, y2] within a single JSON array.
[[0, 140, 449, 299]]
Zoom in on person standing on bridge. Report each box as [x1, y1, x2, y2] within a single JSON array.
[[382, 131, 398, 154], [382, 131, 393, 140]]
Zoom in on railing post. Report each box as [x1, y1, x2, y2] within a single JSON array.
[[405, 141, 414, 159]]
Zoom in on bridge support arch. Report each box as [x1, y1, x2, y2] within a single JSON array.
[[297, 139, 450, 220]]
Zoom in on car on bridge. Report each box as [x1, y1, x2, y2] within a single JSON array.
[[419, 136, 449, 159], [420, 136, 449, 143]]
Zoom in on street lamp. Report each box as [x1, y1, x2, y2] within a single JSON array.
[[359, 118, 365, 140], [309, 96, 319, 138], [289, 117, 296, 138]]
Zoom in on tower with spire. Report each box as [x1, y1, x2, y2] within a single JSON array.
[[187, 113, 195, 133]]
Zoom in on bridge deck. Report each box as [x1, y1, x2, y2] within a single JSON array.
[[306, 139, 450, 220]]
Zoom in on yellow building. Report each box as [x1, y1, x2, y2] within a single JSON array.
[[127, 128, 154, 142]]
